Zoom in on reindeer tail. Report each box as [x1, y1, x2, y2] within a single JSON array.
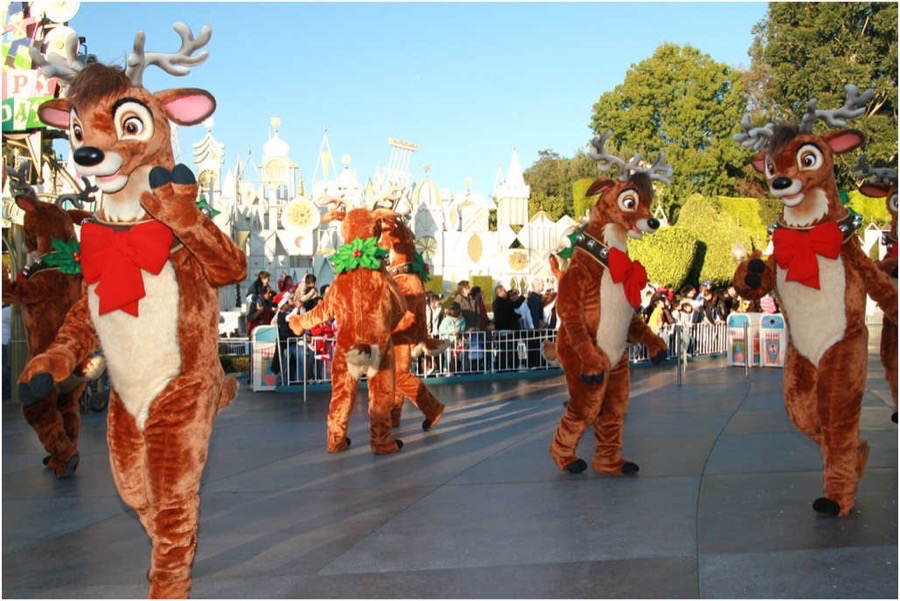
[[412, 337, 451, 358], [542, 338, 560, 367], [347, 344, 382, 380]]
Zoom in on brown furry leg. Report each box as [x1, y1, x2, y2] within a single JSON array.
[[592, 358, 634, 475], [58, 384, 83, 451], [106, 393, 153, 535], [816, 334, 868, 516], [783, 343, 823, 445], [369, 344, 401, 454], [22, 389, 77, 475], [394, 343, 445, 429], [880, 320, 898, 411], [326, 347, 356, 453], [550, 366, 607, 472], [143, 381, 218, 599]]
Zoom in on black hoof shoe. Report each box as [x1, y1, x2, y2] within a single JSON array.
[[57, 454, 79, 479], [172, 164, 196, 185], [395, 439, 404, 450], [149, 166, 172, 189], [892, 411, 897, 424], [651, 349, 667, 365], [30, 372, 54, 398], [813, 497, 840, 516], [42, 455, 51, 466], [345, 437, 351, 448], [566, 459, 588, 474], [422, 419, 433, 431], [622, 461, 640, 475]]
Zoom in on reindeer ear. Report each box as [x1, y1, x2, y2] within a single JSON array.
[[821, 129, 865, 155], [155, 88, 216, 125], [859, 182, 890, 198], [372, 208, 401, 221], [37, 99, 71, 130], [15, 196, 38, 213], [751, 152, 767, 174], [585, 179, 615, 198]]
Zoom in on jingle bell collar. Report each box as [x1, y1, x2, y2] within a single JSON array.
[[882, 231, 898, 258], [573, 230, 647, 308], [388, 251, 431, 282], [770, 212, 861, 290], [332, 237, 388, 274], [80, 220, 175, 316]]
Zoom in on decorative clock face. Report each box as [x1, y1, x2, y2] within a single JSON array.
[[416, 236, 438, 260], [265, 158, 287, 182], [281, 196, 320, 231], [508, 250, 528, 271]]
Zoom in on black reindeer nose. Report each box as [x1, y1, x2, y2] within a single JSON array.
[[647, 217, 660, 230], [74, 147, 105, 167], [771, 177, 793, 190]]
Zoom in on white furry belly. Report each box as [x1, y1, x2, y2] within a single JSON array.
[[595, 270, 634, 365], [89, 261, 182, 430], [777, 255, 847, 367]]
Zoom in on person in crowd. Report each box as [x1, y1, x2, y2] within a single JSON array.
[[292, 273, 319, 307], [278, 273, 296, 294], [2, 302, 10, 401], [542, 289, 558, 330], [527, 278, 546, 329], [471, 286, 490, 329], [492, 284, 519, 331], [646, 294, 668, 333], [760, 292, 779, 314], [425, 292, 443, 337], [512, 288, 534, 330], [270, 291, 295, 381], [453, 280, 482, 331], [439, 302, 467, 372], [247, 271, 274, 336]]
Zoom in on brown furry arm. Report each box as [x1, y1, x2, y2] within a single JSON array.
[[2, 274, 48, 305], [847, 242, 898, 324], [288, 295, 335, 334], [557, 263, 610, 377], [733, 251, 776, 301], [387, 278, 411, 333], [19, 294, 99, 387], [878, 255, 898, 279], [626, 313, 668, 363]]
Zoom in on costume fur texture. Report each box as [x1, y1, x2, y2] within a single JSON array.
[[549, 173, 668, 475], [733, 127, 898, 516], [289, 205, 408, 454], [378, 216, 446, 431], [2, 195, 94, 477], [21, 37, 247, 598]]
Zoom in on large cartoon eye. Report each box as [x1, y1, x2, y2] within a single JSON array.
[[70, 113, 84, 146], [617, 190, 638, 212], [113, 100, 154, 141], [889, 193, 898, 213], [765, 161, 775, 178], [796, 144, 823, 171]]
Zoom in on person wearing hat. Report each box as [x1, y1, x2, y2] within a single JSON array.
[[270, 290, 297, 381]]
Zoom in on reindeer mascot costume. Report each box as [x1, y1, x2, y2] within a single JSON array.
[[733, 85, 897, 517], [18, 24, 247, 597], [2, 166, 100, 478], [549, 131, 669, 476], [290, 200, 409, 454]]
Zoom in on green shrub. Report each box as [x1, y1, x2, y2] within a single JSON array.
[[675, 194, 754, 285], [220, 355, 250, 373], [717, 196, 770, 250], [847, 190, 891, 226], [572, 178, 596, 221], [630, 226, 702, 290]]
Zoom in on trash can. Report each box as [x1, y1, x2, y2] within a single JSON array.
[[727, 313, 762, 367], [759, 314, 788, 368], [251, 325, 279, 391]]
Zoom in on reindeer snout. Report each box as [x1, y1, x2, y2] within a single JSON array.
[[771, 177, 793, 190], [647, 217, 660, 230], [74, 147, 105, 167]]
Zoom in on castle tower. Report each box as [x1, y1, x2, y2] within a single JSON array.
[[495, 147, 530, 227]]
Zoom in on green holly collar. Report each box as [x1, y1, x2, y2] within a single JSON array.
[[557, 225, 587, 260], [42, 237, 81, 275], [332, 236, 388, 274]]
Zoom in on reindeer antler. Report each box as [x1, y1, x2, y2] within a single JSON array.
[[125, 22, 212, 87], [370, 184, 406, 211], [588, 130, 672, 184], [799, 84, 874, 133], [733, 113, 775, 151], [5, 163, 38, 201], [29, 31, 85, 86], [55, 176, 99, 209], [851, 154, 898, 185]]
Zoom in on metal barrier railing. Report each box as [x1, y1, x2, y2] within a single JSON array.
[[226, 322, 731, 388]]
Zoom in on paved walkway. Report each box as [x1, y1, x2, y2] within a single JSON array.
[[3, 340, 897, 598]]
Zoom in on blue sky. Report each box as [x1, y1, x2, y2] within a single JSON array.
[[61, 1, 768, 198]]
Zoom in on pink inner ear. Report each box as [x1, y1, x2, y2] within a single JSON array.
[[859, 183, 889, 198], [827, 131, 864, 154], [15, 197, 37, 213], [39, 106, 70, 129], [163, 95, 214, 125]]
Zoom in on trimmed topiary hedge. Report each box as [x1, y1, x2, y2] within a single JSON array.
[[630, 226, 702, 290], [674, 194, 754, 285]]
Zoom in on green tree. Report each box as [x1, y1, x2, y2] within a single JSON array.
[[748, 2, 898, 189], [523, 149, 597, 221], [590, 43, 748, 220]]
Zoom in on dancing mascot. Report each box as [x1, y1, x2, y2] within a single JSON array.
[[20, 24, 247, 597], [373, 189, 447, 431], [289, 200, 409, 454], [732, 85, 897, 516], [2, 166, 101, 478], [549, 131, 670, 476], [852, 155, 898, 422]]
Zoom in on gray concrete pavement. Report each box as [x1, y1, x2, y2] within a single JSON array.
[[2, 345, 897, 598]]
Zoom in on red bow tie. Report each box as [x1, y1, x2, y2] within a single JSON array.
[[80, 220, 174, 316], [607, 247, 647, 308], [772, 222, 843, 289]]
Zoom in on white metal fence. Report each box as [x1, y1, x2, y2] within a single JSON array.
[[223, 322, 730, 387]]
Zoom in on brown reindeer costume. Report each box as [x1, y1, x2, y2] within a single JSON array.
[[19, 24, 247, 597], [2, 171, 98, 478], [732, 85, 897, 516], [852, 155, 898, 422], [549, 132, 669, 475], [289, 201, 409, 454]]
